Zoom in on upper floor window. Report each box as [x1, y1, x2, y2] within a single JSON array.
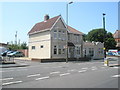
[[58, 30, 61, 39], [68, 34, 70, 41], [54, 30, 57, 39], [77, 35, 79, 42], [63, 31, 65, 34], [62, 31, 66, 40]]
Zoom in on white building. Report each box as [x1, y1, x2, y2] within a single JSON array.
[[28, 15, 83, 61], [83, 41, 104, 59]]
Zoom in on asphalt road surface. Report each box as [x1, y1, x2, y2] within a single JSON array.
[[1, 57, 119, 88]]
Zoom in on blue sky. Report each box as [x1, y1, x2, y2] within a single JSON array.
[[0, 2, 118, 44]]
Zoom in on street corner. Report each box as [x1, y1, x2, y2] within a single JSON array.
[[0, 62, 29, 68]]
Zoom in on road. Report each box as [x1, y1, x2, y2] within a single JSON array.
[[1, 57, 119, 88]]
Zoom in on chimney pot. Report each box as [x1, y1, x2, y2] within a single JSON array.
[[44, 14, 49, 21]]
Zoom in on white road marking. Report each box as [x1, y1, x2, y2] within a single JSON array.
[[2, 81, 23, 86], [91, 66, 97, 70], [81, 68, 88, 70], [78, 70, 87, 73], [60, 73, 70, 76], [112, 75, 120, 78], [27, 74, 40, 77], [68, 69, 76, 72], [91, 68, 97, 70], [36, 76, 49, 80], [0, 78, 13, 81], [50, 71, 60, 74], [17, 67, 27, 69], [92, 66, 97, 68]]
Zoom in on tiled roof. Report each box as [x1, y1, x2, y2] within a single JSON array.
[[68, 42, 75, 46], [67, 25, 83, 35], [83, 41, 103, 46], [84, 42, 94, 46], [113, 30, 120, 38], [28, 15, 60, 34], [28, 15, 83, 35]]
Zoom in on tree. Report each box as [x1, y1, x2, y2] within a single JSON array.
[[105, 32, 117, 50], [86, 28, 116, 50], [87, 28, 107, 43], [82, 34, 87, 41], [7, 42, 28, 50], [20, 42, 28, 49]]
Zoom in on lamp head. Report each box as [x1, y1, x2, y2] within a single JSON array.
[[103, 13, 106, 16], [69, 1, 73, 4]]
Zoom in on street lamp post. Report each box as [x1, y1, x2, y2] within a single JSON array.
[[103, 13, 106, 58], [103, 13, 106, 30], [66, 1, 73, 63]]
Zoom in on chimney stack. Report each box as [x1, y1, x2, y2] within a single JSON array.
[[44, 14, 49, 21]]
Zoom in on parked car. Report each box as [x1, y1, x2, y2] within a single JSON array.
[[0, 56, 3, 61], [7, 51, 24, 57], [1, 50, 9, 56], [7, 51, 15, 55], [106, 52, 114, 56]]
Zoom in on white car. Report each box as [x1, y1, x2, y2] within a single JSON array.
[[7, 51, 24, 57]]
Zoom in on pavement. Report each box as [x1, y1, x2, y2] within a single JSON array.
[[14, 57, 31, 60], [0, 61, 29, 68], [0, 56, 119, 68]]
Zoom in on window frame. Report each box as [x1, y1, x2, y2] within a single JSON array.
[[32, 46, 35, 50]]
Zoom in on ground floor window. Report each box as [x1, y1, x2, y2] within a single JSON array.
[[98, 48, 103, 54], [77, 47, 80, 55], [54, 46, 57, 54], [32, 46, 35, 50], [53, 45, 65, 55], [58, 49, 61, 54], [40, 45, 44, 48], [84, 48, 86, 56], [89, 48, 94, 56], [62, 49, 65, 54]]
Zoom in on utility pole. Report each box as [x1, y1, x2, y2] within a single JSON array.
[[103, 13, 106, 58], [66, 1, 73, 63], [15, 31, 17, 45]]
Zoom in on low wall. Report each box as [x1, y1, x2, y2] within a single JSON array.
[[31, 57, 91, 63]]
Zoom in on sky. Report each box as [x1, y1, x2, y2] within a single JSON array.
[[0, 1, 118, 44]]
